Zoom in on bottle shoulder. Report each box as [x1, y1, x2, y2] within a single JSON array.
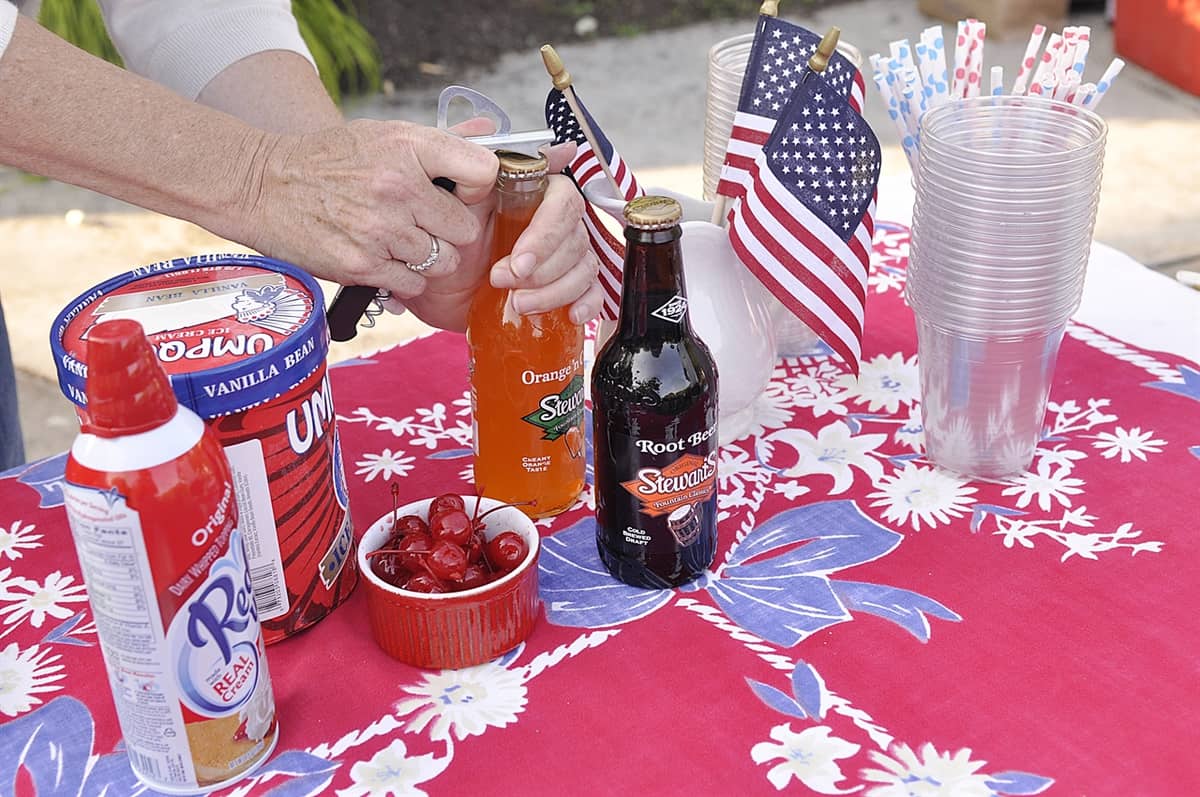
[[69, 406, 208, 472]]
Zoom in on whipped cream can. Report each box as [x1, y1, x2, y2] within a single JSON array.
[[64, 319, 277, 793]]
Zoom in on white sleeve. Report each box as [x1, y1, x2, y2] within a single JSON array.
[[0, 2, 17, 63], [97, 0, 318, 100]]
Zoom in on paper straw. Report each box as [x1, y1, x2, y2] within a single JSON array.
[[1011, 24, 1046, 95], [1053, 71, 1077, 101], [922, 26, 952, 106], [1071, 39, 1091, 78], [914, 39, 938, 108], [888, 57, 921, 140], [1072, 82, 1096, 106], [990, 65, 1004, 96], [952, 20, 969, 98], [869, 54, 918, 169], [1030, 33, 1062, 94], [962, 19, 986, 98], [1084, 58, 1125, 110]]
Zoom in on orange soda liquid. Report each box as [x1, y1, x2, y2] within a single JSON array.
[[467, 158, 585, 518]]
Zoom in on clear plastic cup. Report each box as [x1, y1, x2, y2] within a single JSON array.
[[915, 316, 1067, 478]]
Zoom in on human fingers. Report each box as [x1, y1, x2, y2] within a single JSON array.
[[506, 174, 585, 281], [386, 229, 462, 284], [508, 246, 599, 318], [566, 279, 605, 325], [412, 125, 498, 204], [543, 141, 577, 174], [490, 221, 588, 290]]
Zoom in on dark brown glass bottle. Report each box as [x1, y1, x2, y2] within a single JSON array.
[[591, 196, 719, 589]]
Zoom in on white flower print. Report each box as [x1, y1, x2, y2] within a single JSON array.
[[355, 449, 416, 483], [862, 742, 994, 797], [0, 522, 43, 561], [1001, 461, 1085, 512], [394, 661, 527, 742], [775, 364, 849, 418], [833, 352, 919, 414], [745, 389, 796, 437], [1091, 426, 1166, 463], [765, 422, 886, 494], [1033, 443, 1088, 471], [451, 393, 472, 417], [0, 570, 88, 631], [868, 465, 977, 531], [774, 480, 812, 501], [416, 403, 448, 425], [894, 408, 924, 452], [0, 643, 66, 717], [337, 738, 447, 797], [750, 724, 861, 794]]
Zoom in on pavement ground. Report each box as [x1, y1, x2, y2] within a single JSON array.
[[3, 0, 1198, 462]]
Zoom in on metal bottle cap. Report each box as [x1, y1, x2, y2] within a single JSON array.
[[497, 150, 549, 179], [623, 196, 683, 229]]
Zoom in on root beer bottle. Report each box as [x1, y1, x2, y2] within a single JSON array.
[[592, 196, 719, 589]]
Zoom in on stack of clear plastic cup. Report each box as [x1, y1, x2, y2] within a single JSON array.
[[907, 96, 1107, 479], [703, 33, 863, 354]]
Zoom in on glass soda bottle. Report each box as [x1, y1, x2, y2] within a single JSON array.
[[592, 196, 720, 589], [467, 151, 586, 518]]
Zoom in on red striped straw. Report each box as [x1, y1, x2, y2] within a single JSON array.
[[1011, 24, 1046, 95]]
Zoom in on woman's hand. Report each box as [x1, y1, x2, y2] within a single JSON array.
[[239, 117, 499, 300], [403, 141, 602, 331]]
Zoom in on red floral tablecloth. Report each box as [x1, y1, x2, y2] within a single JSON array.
[[3, 223, 1198, 796]]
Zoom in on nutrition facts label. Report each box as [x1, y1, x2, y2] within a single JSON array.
[[225, 439, 289, 620], [63, 484, 197, 789]]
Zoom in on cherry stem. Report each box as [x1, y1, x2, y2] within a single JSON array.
[[474, 499, 538, 526], [390, 482, 400, 529], [366, 547, 428, 561]]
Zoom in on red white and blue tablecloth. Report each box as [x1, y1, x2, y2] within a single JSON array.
[[2, 223, 1197, 796]]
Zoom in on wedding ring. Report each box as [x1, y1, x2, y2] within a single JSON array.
[[404, 234, 440, 274]]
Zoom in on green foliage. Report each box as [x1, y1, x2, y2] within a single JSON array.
[[38, 0, 123, 67], [37, 0, 381, 103], [292, 0, 381, 102]]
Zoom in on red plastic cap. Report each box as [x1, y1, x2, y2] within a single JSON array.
[[83, 319, 177, 437]]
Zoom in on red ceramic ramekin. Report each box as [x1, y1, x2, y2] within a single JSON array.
[[357, 497, 540, 669]]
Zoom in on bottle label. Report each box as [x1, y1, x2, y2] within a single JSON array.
[[620, 451, 719, 518], [63, 475, 277, 791], [521, 374, 585, 440], [650, 294, 689, 323]]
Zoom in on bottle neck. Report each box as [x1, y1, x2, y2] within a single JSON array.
[[617, 225, 692, 339]]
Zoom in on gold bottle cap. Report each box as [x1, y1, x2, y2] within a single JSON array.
[[808, 27, 841, 73], [624, 196, 682, 230], [497, 150, 548, 179]]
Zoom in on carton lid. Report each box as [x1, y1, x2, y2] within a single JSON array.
[[52, 254, 328, 418]]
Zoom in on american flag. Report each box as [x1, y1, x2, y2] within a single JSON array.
[[546, 88, 643, 319], [717, 17, 866, 200], [727, 78, 881, 375]]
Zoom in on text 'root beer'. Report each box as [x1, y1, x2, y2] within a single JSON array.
[[592, 195, 720, 589]]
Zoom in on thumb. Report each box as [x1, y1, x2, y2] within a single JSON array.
[[447, 116, 498, 137]]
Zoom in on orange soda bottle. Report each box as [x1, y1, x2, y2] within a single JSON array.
[[467, 151, 586, 518]]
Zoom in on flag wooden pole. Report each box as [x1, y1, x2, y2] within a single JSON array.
[[540, 45, 623, 200], [710, 0, 785, 228]]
